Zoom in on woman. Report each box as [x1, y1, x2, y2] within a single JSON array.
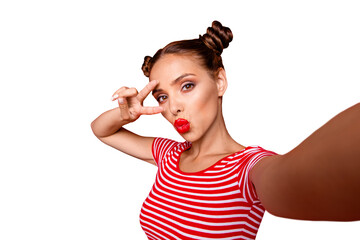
[[91, 21, 360, 239]]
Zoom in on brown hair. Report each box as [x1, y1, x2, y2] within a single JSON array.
[[141, 21, 233, 78]]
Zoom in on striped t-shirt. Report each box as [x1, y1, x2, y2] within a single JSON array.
[[140, 137, 277, 240]]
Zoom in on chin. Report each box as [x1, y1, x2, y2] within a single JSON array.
[[178, 130, 202, 143]]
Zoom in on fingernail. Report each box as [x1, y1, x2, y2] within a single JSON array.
[[118, 98, 124, 104], [111, 94, 119, 101]]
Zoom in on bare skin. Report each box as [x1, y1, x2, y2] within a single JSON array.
[[251, 102, 360, 221], [91, 80, 162, 164], [92, 54, 244, 170], [149, 54, 245, 173], [91, 54, 360, 221]]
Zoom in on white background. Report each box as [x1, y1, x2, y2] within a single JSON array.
[[1, 0, 359, 239]]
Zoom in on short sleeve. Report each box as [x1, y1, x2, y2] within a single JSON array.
[[237, 146, 278, 204], [151, 137, 178, 166]]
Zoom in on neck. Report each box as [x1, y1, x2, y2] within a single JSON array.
[[187, 103, 243, 158]]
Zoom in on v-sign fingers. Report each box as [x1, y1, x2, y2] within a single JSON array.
[[137, 80, 159, 103]]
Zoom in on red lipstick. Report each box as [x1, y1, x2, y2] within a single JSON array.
[[174, 118, 190, 134]]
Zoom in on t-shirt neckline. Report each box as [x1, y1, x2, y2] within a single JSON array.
[[175, 142, 251, 175]]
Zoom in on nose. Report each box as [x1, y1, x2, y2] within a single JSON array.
[[169, 97, 184, 116]]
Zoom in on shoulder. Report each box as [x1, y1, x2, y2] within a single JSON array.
[[152, 137, 190, 152], [231, 146, 278, 173], [235, 146, 279, 203], [249, 153, 283, 183], [241, 146, 278, 167], [152, 137, 190, 164], [248, 145, 282, 187], [152, 137, 178, 148], [245, 145, 277, 155]]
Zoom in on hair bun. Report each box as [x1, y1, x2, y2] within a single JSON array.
[[200, 20, 233, 55], [142, 56, 152, 77]]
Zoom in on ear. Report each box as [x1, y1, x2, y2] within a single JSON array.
[[215, 68, 228, 97]]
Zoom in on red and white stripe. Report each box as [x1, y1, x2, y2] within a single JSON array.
[[140, 138, 277, 240]]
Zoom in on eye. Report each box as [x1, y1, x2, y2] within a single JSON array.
[[156, 95, 168, 103], [181, 83, 195, 91]]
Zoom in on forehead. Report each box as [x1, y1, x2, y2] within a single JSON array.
[[149, 54, 206, 82]]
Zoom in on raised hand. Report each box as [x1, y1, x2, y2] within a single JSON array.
[[111, 80, 163, 123]]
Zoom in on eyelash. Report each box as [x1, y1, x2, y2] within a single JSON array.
[[182, 83, 195, 91], [157, 95, 167, 103], [156, 82, 195, 103]]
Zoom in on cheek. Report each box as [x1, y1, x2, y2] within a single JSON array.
[[160, 106, 173, 122], [191, 86, 218, 112]]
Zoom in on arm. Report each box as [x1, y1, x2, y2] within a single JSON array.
[[91, 81, 163, 164], [251, 102, 360, 221]]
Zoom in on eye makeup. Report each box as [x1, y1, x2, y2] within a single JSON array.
[[181, 82, 195, 91]]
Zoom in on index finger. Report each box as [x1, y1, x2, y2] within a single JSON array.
[[137, 80, 159, 102]]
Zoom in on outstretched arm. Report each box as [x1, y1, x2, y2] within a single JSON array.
[[251, 102, 360, 221]]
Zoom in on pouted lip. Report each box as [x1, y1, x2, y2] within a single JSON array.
[[174, 118, 190, 134]]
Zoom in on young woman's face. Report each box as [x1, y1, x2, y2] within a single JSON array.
[[149, 54, 226, 142]]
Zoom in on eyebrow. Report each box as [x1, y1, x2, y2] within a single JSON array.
[[152, 73, 195, 95]]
